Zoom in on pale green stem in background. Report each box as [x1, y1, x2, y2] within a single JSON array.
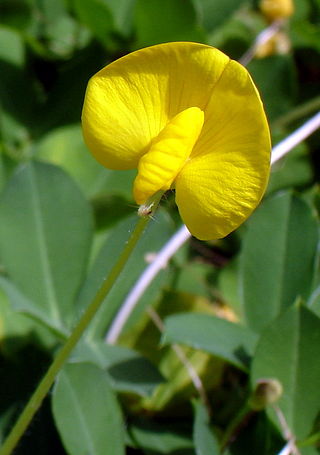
[[273, 96, 320, 128], [105, 111, 320, 345], [105, 224, 191, 343], [239, 19, 284, 67], [277, 442, 298, 455], [274, 405, 301, 455], [147, 307, 210, 409], [271, 111, 320, 164], [0, 192, 163, 455]]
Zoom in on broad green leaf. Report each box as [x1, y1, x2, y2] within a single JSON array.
[[76, 210, 174, 339], [72, 0, 114, 47], [52, 363, 125, 455], [0, 276, 67, 337], [163, 313, 258, 370], [217, 258, 242, 319], [0, 26, 25, 65], [134, 0, 206, 47], [222, 413, 283, 455], [208, 15, 254, 57], [248, 56, 297, 121], [71, 340, 164, 396], [290, 20, 320, 52], [35, 124, 134, 198], [0, 0, 32, 30], [0, 27, 37, 151], [0, 286, 57, 354], [172, 262, 216, 299], [267, 145, 313, 195], [193, 400, 219, 455], [0, 161, 93, 330], [251, 305, 320, 440], [123, 292, 224, 413], [300, 447, 320, 455], [107, 0, 135, 36], [31, 0, 89, 57], [193, 0, 247, 32], [128, 418, 194, 454], [240, 191, 319, 332]]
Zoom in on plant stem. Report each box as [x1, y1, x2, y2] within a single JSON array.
[[271, 111, 320, 164], [220, 403, 255, 453], [105, 224, 191, 344], [273, 96, 320, 128], [0, 192, 163, 455]]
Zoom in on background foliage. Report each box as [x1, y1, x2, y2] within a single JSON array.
[[0, 0, 320, 454]]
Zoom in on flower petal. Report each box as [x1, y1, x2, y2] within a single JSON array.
[[175, 60, 271, 240], [82, 42, 229, 170], [133, 107, 204, 205]]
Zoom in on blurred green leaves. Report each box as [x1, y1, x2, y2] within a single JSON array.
[[0, 0, 320, 454], [0, 161, 93, 332], [52, 363, 125, 455], [240, 191, 319, 332], [251, 305, 320, 440]]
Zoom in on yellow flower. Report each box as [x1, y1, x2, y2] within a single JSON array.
[[260, 0, 294, 21], [255, 31, 291, 58], [82, 42, 270, 240]]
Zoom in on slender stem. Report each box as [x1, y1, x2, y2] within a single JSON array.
[[272, 96, 320, 128], [239, 19, 284, 67], [0, 192, 162, 455], [105, 224, 191, 344], [277, 441, 296, 455], [220, 404, 254, 452], [147, 306, 210, 411], [271, 111, 320, 165]]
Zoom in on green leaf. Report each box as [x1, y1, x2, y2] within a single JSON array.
[[35, 124, 134, 198], [240, 191, 319, 332], [193, 400, 219, 455], [52, 362, 125, 455], [193, 0, 247, 32], [72, 0, 114, 47], [251, 304, 320, 440], [0, 276, 67, 337], [0, 27, 38, 152], [300, 447, 320, 455], [217, 258, 242, 319], [0, 286, 57, 355], [172, 262, 215, 299], [267, 145, 313, 195], [71, 340, 164, 396], [248, 56, 297, 121], [32, 0, 88, 57], [77, 210, 174, 339], [106, 0, 135, 36], [0, 0, 32, 30], [0, 26, 25, 65], [163, 313, 258, 370], [128, 418, 194, 454], [0, 161, 93, 330], [134, 0, 206, 47]]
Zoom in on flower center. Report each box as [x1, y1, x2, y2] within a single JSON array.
[[133, 106, 204, 205]]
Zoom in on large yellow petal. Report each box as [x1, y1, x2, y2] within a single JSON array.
[[175, 60, 271, 240], [82, 42, 229, 170]]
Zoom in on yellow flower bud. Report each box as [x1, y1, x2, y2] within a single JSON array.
[[249, 378, 283, 410], [260, 0, 294, 21], [255, 31, 291, 58]]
